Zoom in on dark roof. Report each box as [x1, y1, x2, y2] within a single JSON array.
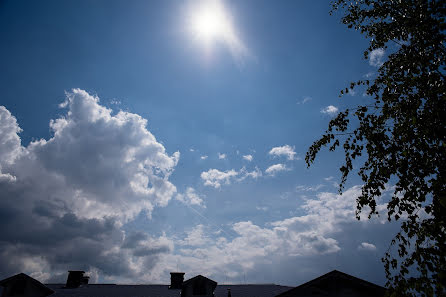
[[216, 284, 293, 297], [46, 284, 180, 297], [183, 274, 217, 286], [0, 273, 54, 296], [46, 284, 292, 297], [276, 270, 386, 297]]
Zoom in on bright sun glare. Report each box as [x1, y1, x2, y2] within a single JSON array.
[[189, 0, 232, 43], [186, 0, 249, 62]]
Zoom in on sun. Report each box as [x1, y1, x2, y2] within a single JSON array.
[[189, 0, 232, 43], [185, 0, 249, 63]]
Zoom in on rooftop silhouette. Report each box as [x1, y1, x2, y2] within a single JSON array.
[[0, 270, 386, 297]]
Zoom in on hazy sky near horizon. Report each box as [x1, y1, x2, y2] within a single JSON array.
[[0, 0, 397, 286]]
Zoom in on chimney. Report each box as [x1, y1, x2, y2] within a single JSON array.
[[227, 288, 232, 297], [66, 271, 88, 288], [169, 272, 185, 289]]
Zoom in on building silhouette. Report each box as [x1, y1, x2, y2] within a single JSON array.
[[0, 269, 385, 297]]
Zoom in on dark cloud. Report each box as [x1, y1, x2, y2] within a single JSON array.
[[122, 231, 149, 249], [133, 246, 171, 258]]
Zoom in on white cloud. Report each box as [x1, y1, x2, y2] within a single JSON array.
[[177, 224, 211, 247], [162, 186, 380, 279], [296, 184, 324, 192], [41, 89, 179, 220], [358, 242, 377, 251], [189, 148, 195, 152], [297, 96, 312, 105], [152, 186, 391, 283], [201, 166, 261, 188], [218, 153, 226, 159], [242, 154, 253, 161], [176, 187, 205, 207], [369, 48, 385, 67], [272, 186, 363, 235], [0, 106, 23, 169], [2, 90, 179, 221], [201, 168, 238, 188], [200, 155, 208, 160], [0, 92, 394, 284], [0, 90, 180, 282], [0, 106, 22, 183], [321, 105, 339, 115], [238, 166, 262, 181], [268, 145, 297, 160], [265, 163, 288, 176]]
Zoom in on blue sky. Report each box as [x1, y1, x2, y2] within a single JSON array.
[[0, 0, 396, 287]]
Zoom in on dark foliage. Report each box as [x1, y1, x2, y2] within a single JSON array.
[[306, 1, 445, 296]]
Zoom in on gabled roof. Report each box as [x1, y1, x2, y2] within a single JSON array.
[[0, 273, 54, 297], [276, 270, 386, 297], [183, 274, 217, 286]]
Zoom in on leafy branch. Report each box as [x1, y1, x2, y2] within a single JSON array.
[[306, 1, 446, 296]]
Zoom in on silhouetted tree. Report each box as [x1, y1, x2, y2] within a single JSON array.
[[306, 1, 445, 296]]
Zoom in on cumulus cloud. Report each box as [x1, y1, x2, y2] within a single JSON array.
[[369, 48, 385, 67], [239, 166, 262, 180], [153, 186, 397, 283], [200, 155, 208, 160], [177, 224, 211, 247], [358, 242, 377, 251], [0, 89, 178, 282], [0, 106, 23, 170], [218, 153, 226, 159], [265, 163, 288, 176], [272, 187, 362, 235], [321, 105, 339, 115], [176, 187, 205, 207], [268, 145, 297, 160], [151, 186, 390, 284], [242, 154, 253, 161], [162, 185, 390, 281], [200, 168, 238, 188], [37, 89, 179, 219], [201, 166, 261, 188]]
